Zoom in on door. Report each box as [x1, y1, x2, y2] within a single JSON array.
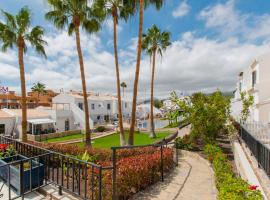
[[0, 124, 5, 134], [65, 119, 70, 131]]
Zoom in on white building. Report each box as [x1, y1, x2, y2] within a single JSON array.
[[0, 105, 77, 138], [231, 53, 270, 123], [52, 93, 132, 126]]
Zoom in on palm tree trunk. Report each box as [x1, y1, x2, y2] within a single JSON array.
[[18, 46, 27, 142], [113, 12, 126, 146], [129, 0, 144, 145], [75, 26, 91, 147], [149, 49, 157, 138]]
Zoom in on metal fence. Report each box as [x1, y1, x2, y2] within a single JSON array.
[[0, 133, 179, 200], [240, 125, 270, 178], [0, 135, 107, 200]]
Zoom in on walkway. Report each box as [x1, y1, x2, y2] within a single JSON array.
[[131, 151, 217, 200], [0, 180, 45, 200]]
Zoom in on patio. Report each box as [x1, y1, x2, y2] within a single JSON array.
[[27, 118, 56, 135]]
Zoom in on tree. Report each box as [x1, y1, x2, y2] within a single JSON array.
[[121, 82, 127, 99], [45, 0, 105, 146], [142, 25, 171, 138], [240, 92, 254, 123], [0, 7, 47, 142], [128, 0, 164, 145], [31, 82, 47, 106], [171, 91, 230, 144], [94, 0, 133, 146]]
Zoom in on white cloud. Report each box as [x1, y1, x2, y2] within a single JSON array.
[[172, 0, 191, 18], [198, 0, 270, 41]]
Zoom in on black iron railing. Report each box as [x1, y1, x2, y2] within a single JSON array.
[[0, 135, 107, 200], [0, 132, 179, 200], [240, 125, 270, 178]]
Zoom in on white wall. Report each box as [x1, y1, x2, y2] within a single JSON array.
[[0, 118, 15, 135]]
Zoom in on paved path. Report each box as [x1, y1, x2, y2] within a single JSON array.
[[131, 151, 217, 200], [0, 180, 45, 200]]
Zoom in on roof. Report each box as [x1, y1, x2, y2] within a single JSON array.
[[68, 93, 118, 101], [0, 110, 14, 119], [7, 109, 50, 118], [27, 118, 55, 125]]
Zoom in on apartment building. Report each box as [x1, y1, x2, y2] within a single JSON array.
[[231, 53, 270, 123], [0, 91, 36, 109], [53, 92, 132, 125], [28, 90, 58, 107]]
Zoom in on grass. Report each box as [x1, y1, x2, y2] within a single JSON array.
[[44, 133, 84, 143], [76, 131, 173, 148]]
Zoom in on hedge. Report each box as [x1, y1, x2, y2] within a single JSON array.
[[203, 144, 263, 200], [28, 141, 174, 199]]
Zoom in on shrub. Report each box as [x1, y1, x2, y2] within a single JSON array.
[[100, 148, 174, 200], [95, 126, 106, 132], [28, 141, 175, 199], [175, 135, 194, 150], [203, 145, 263, 200]]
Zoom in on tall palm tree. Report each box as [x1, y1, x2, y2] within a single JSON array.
[[45, 0, 105, 146], [128, 0, 163, 145], [142, 25, 171, 138], [31, 82, 47, 107], [121, 82, 127, 98], [94, 0, 133, 146], [0, 7, 47, 142]]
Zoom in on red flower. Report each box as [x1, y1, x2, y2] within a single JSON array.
[[0, 144, 8, 151], [249, 185, 258, 190]]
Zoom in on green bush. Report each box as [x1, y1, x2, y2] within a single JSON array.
[[203, 144, 263, 200], [175, 135, 194, 150], [95, 126, 106, 132]]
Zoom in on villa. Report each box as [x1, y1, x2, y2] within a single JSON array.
[[231, 53, 270, 123], [53, 92, 132, 125]]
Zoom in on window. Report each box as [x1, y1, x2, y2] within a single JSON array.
[[97, 115, 100, 120], [0, 124, 5, 134], [91, 104, 95, 110], [125, 102, 128, 108], [252, 71, 257, 87], [65, 119, 70, 131], [78, 103, 83, 110], [107, 103, 111, 110]]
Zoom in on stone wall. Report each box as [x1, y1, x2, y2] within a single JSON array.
[[27, 129, 81, 141]]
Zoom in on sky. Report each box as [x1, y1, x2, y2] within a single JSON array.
[[0, 0, 270, 99]]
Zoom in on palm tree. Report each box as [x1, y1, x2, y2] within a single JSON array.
[[94, 0, 133, 146], [128, 0, 164, 145], [45, 0, 105, 146], [31, 82, 47, 107], [0, 7, 47, 142], [121, 82, 127, 98], [142, 25, 171, 138]]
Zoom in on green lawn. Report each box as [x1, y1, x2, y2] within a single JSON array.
[[44, 133, 84, 143], [76, 131, 172, 148]]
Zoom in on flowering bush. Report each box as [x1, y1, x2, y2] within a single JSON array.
[[0, 144, 8, 152], [203, 144, 263, 200], [28, 141, 175, 199]]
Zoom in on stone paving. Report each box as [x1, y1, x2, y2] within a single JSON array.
[[131, 151, 217, 200], [0, 180, 45, 200]]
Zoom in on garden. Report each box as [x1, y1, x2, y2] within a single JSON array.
[[170, 90, 263, 200]]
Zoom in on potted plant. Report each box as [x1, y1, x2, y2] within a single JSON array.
[[0, 145, 44, 194]]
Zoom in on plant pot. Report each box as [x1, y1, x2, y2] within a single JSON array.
[[0, 154, 44, 194]]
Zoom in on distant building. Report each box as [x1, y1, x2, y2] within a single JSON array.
[[231, 53, 270, 123], [28, 90, 58, 107], [0, 91, 36, 109]]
